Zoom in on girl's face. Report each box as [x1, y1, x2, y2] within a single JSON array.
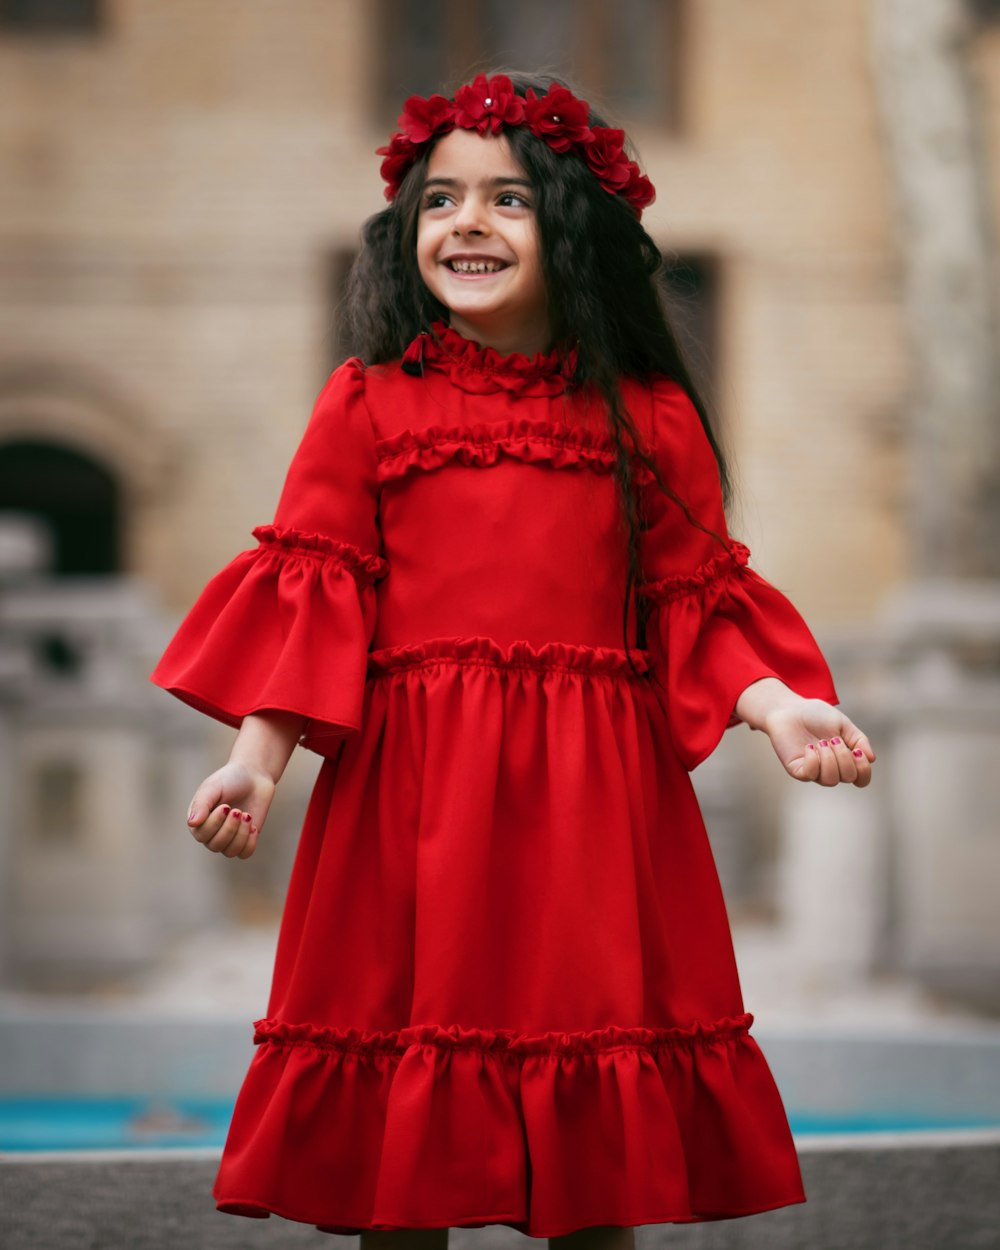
[[416, 129, 550, 357]]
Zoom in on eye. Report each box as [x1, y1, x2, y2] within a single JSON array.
[[497, 190, 531, 209], [422, 192, 453, 210]]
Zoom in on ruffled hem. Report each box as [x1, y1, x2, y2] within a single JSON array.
[[375, 418, 651, 484], [225, 1197, 808, 1238], [212, 1011, 806, 1235], [252, 524, 389, 586], [366, 634, 651, 678], [402, 322, 579, 397]]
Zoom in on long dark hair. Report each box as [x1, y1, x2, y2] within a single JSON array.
[[341, 70, 732, 671]]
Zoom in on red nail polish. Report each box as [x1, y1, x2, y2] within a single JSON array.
[[853, 749, 864, 758], [819, 739, 830, 747], [807, 744, 816, 751], [831, 737, 842, 746], [243, 812, 252, 823], [221, 805, 230, 815]]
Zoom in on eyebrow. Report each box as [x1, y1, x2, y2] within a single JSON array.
[[424, 176, 533, 190]]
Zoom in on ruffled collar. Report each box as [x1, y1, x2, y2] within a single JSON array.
[[401, 321, 578, 397]]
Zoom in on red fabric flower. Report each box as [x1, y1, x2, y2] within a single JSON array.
[[583, 128, 633, 192], [623, 168, 656, 214], [398, 93, 456, 144], [453, 73, 526, 135], [376, 133, 418, 200], [523, 85, 592, 152]]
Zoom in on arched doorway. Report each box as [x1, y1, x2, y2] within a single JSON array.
[[0, 439, 120, 574]]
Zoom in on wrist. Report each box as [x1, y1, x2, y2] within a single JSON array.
[[229, 709, 306, 785], [228, 747, 281, 787], [734, 677, 801, 733]]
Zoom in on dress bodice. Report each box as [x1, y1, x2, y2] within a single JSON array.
[[366, 324, 642, 653]]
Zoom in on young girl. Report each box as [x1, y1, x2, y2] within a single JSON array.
[[151, 71, 874, 1247]]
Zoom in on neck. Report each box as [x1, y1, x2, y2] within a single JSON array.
[[447, 312, 552, 358]]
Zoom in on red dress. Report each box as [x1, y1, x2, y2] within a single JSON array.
[[150, 323, 838, 1237]]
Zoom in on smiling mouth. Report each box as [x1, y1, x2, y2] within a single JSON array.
[[445, 259, 509, 274]]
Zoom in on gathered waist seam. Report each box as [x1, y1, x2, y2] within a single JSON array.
[[365, 635, 651, 680], [367, 656, 648, 680]]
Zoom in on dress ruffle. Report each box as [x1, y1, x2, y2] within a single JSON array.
[[375, 418, 644, 484], [214, 1011, 805, 1235], [637, 540, 752, 603], [250, 524, 388, 585], [638, 543, 838, 770], [403, 321, 578, 397], [252, 1012, 754, 1054], [367, 633, 651, 678], [149, 525, 386, 745]]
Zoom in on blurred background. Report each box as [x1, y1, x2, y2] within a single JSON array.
[[0, 0, 999, 1105]]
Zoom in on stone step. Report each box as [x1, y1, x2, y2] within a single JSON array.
[[2, 1132, 998, 1250]]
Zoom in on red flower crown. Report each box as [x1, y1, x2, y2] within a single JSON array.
[[377, 74, 656, 219]]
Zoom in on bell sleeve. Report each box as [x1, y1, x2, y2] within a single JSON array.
[[637, 377, 838, 771], [149, 359, 387, 755]]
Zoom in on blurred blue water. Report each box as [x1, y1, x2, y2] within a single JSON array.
[[0, 1096, 237, 1150], [3, 1096, 1000, 1152]]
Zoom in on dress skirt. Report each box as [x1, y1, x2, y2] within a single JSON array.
[[209, 636, 807, 1235]]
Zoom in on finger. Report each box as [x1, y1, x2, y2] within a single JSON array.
[[828, 736, 859, 784], [213, 808, 256, 855], [190, 802, 244, 846], [237, 828, 259, 860], [850, 746, 873, 788], [814, 738, 840, 787], [222, 811, 255, 858], [787, 743, 821, 782], [854, 733, 876, 763], [838, 718, 876, 762], [189, 803, 232, 846], [205, 808, 246, 854], [187, 781, 224, 829], [222, 820, 252, 858]]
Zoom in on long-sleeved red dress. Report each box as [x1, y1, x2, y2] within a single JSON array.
[[150, 322, 838, 1238]]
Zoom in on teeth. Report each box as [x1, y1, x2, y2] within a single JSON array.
[[449, 259, 503, 273]]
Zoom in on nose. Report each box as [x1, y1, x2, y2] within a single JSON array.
[[451, 194, 489, 237]]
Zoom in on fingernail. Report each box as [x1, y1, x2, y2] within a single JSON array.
[[853, 749, 864, 758], [250, 826, 258, 835], [819, 739, 830, 747], [831, 737, 842, 746], [806, 743, 816, 751], [243, 812, 252, 823], [187, 806, 197, 823]]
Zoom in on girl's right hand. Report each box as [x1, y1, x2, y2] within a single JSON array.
[[185, 761, 276, 860]]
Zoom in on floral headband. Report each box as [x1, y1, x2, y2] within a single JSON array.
[[377, 73, 656, 218]]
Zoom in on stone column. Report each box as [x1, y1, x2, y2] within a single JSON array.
[[867, 0, 1000, 1006], [872, 0, 1000, 579], [771, 1, 1000, 1011]]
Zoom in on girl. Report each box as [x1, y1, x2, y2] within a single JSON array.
[[151, 71, 874, 1248]]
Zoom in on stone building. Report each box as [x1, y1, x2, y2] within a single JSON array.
[[1, 1, 998, 1003], [0, 0, 926, 612]]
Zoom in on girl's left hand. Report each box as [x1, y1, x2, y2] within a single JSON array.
[[763, 699, 876, 787]]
